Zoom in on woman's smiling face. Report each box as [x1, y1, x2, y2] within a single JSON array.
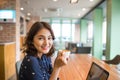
[[33, 28, 53, 54]]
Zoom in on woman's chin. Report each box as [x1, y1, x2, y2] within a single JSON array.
[[42, 50, 49, 54]]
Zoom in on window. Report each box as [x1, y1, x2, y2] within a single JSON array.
[[62, 20, 71, 41], [42, 18, 78, 49], [102, 20, 106, 44], [51, 22, 61, 41], [87, 21, 93, 42]]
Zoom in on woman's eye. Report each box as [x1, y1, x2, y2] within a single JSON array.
[[38, 37, 44, 40], [48, 37, 52, 40]]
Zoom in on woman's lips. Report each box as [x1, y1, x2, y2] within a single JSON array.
[[42, 46, 49, 50]]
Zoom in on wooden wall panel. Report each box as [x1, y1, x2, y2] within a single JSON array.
[[5, 43, 16, 80], [0, 43, 16, 80], [0, 45, 5, 80]]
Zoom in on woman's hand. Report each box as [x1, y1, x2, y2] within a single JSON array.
[[54, 50, 70, 68], [50, 50, 70, 80]]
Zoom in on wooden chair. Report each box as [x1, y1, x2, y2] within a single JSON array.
[[104, 55, 120, 65]]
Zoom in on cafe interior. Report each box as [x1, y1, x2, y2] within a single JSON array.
[[0, 0, 120, 80]]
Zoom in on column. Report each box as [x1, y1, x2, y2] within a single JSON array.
[[80, 19, 88, 43], [106, 0, 120, 59], [92, 8, 103, 59]]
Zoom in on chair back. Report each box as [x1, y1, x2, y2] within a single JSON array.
[[104, 55, 120, 64], [16, 60, 22, 80], [76, 47, 91, 54]]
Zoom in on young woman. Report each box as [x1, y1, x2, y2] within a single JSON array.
[[19, 22, 69, 80]]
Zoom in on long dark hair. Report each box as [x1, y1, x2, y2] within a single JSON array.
[[23, 22, 55, 57]]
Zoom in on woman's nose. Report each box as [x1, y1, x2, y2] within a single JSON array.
[[44, 39, 49, 45]]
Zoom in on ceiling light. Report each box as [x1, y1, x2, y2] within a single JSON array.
[[89, 0, 94, 2], [70, 0, 79, 4], [27, 13, 31, 16], [20, 7, 24, 11], [82, 8, 86, 11], [43, 8, 62, 13], [53, 0, 58, 2]]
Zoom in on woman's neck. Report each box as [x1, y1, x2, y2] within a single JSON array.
[[37, 53, 43, 59]]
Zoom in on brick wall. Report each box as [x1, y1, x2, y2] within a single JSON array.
[[0, 0, 16, 43], [0, 24, 16, 42], [0, 0, 16, 9]]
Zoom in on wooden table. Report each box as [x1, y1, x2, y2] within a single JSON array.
[[57, 54, 120, 80]]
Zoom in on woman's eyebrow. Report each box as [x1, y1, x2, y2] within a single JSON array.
[[36, 35, 52, 37], [48, 35, 52, 37], [34, 35, 44, 38]]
